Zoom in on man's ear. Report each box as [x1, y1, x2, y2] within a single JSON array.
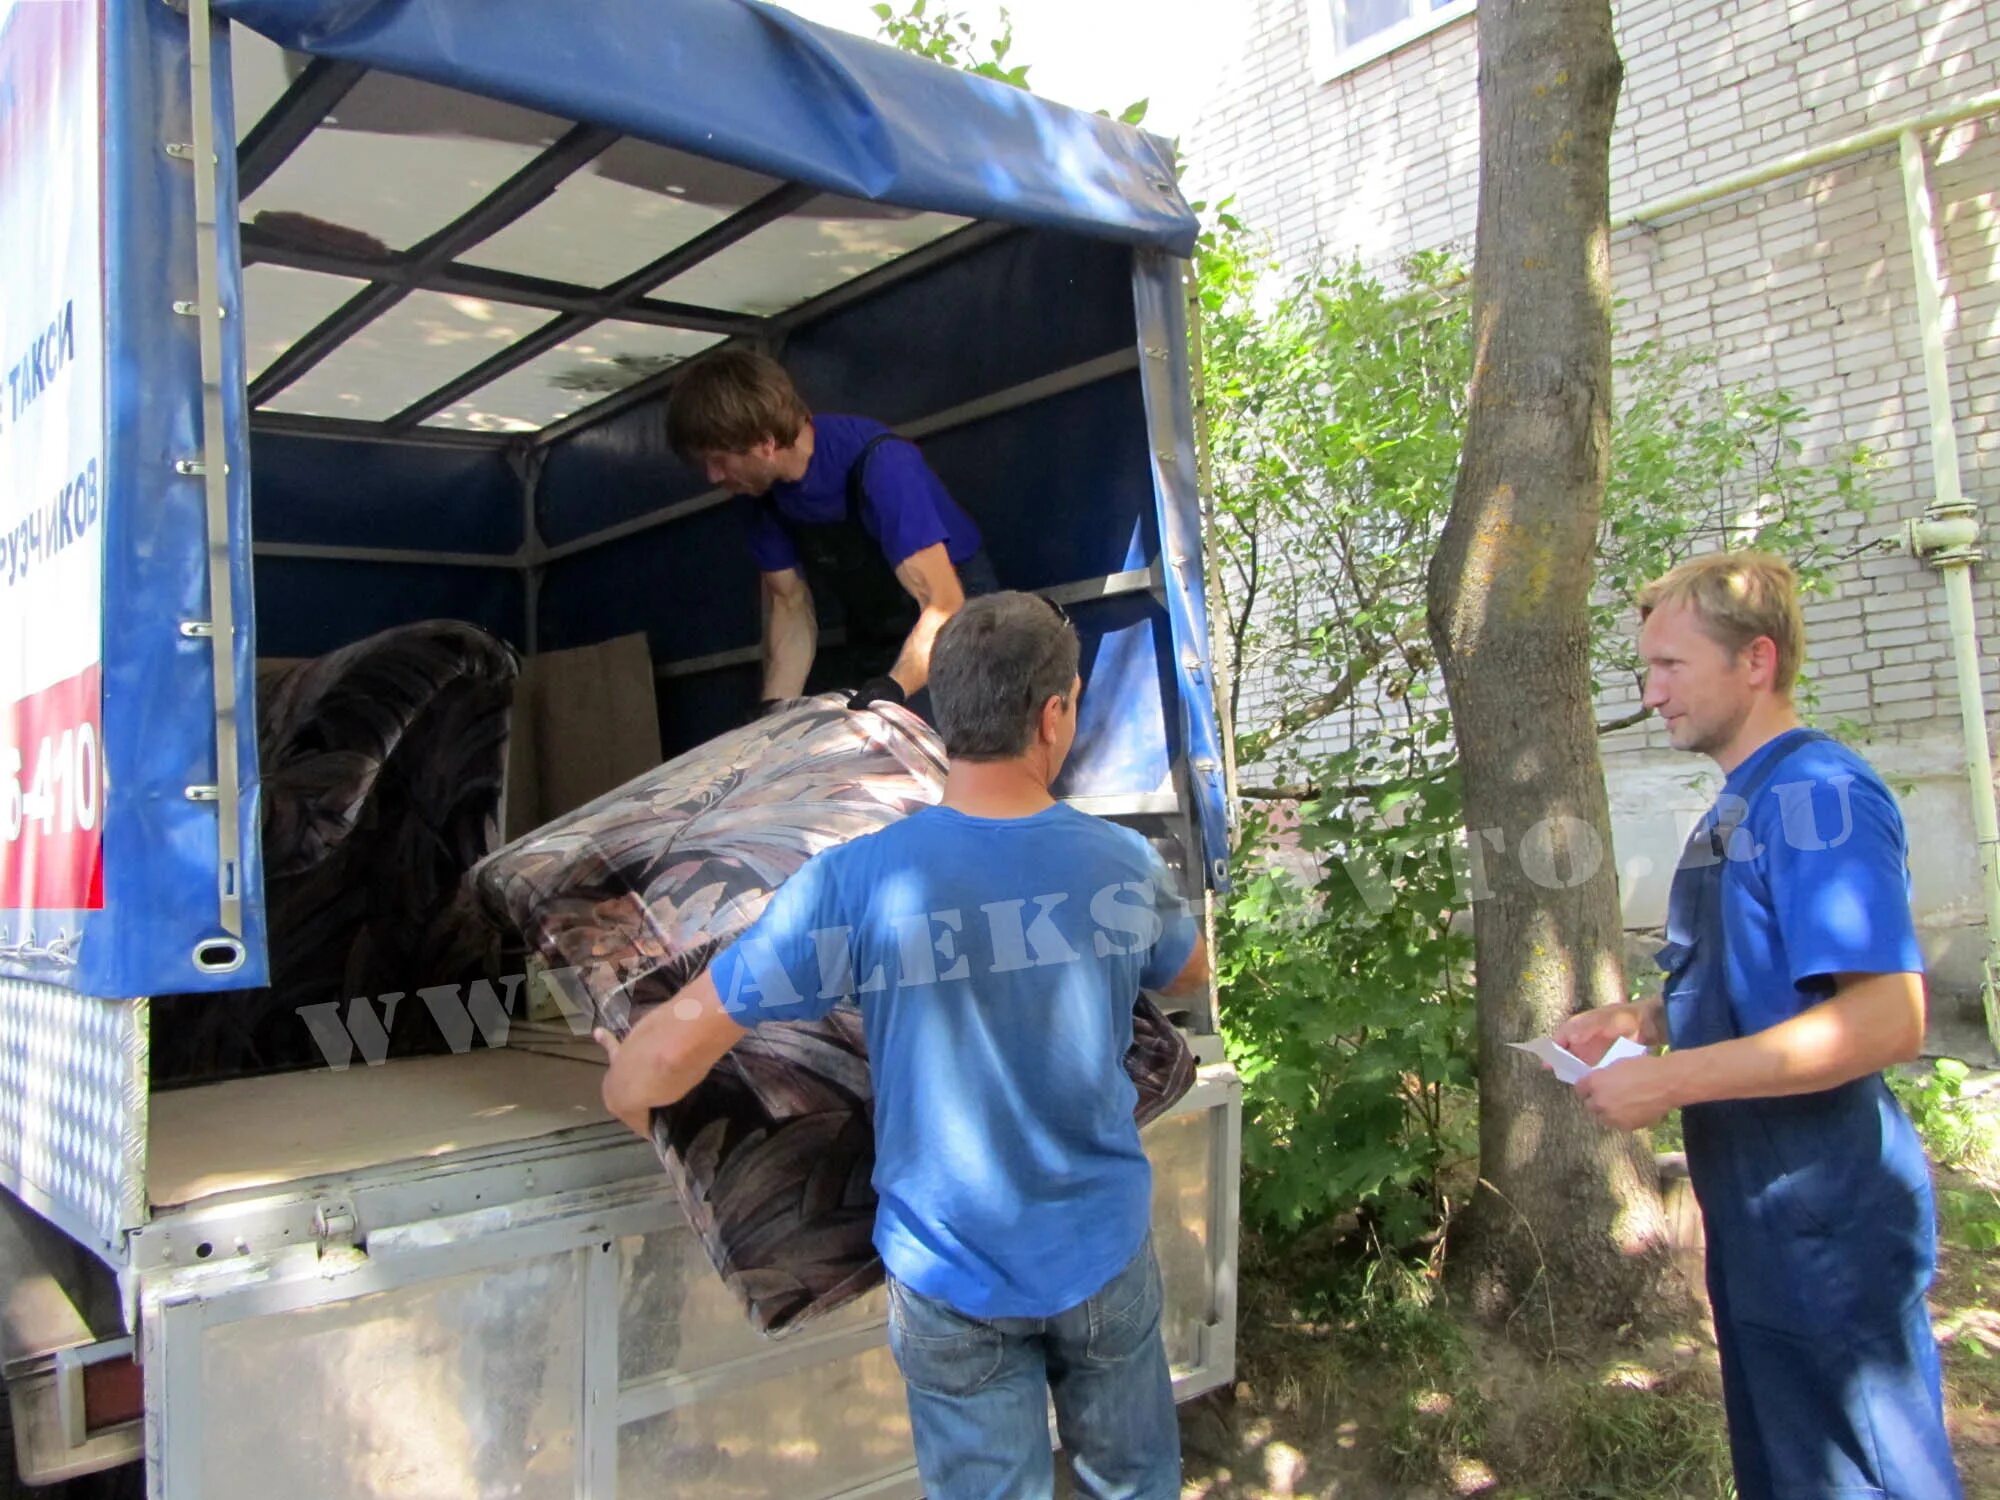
[[1745, 635, 1780, 689], [1038, 693, 1067, 745]]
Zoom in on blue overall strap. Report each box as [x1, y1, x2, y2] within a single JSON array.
[[759, 433, 919, 653], [1709, 727, 1831, 857], [1660, 728, 1832, 976], [843, 431, 905, 525]]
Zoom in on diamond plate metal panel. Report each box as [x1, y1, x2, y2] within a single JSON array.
[[0, 979, 147, 1261]]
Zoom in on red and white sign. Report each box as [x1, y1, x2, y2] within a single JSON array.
[[1, 0, 106, 917], [0, 664, 102, 909]]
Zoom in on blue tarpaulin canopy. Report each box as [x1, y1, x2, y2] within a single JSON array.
[[213, 0, 1198, 255]]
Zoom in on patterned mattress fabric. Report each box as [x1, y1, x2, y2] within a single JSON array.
[[150, 621, 521, 1085], [474, 694, 1198, 1336]]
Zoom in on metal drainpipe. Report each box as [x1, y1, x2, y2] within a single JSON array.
[[1897, 129, 2000, 1055]]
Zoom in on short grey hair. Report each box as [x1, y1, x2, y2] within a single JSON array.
[[930, 593, 1080, 761]]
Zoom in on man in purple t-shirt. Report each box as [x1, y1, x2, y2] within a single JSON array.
[[667, 349, 997, 715]]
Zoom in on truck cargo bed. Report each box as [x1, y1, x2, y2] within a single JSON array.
[[147, 1045, 612, 1210]]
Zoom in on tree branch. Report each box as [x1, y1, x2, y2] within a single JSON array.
[[1238, 783, 1318, 801], [1594, 706, 1651, 735], [1240, 761, 1457, 804], [1238, 617, 1431, 763], [1237, 647, 1380, 762], [1228, 524, 1260, 737], [1595, 668, 1651, 734]]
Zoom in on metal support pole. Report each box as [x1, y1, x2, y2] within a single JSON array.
[[509, 445, 549, 657], [183, 0, 245, 946], [1184, 266, 1241, 815], [1897, 129, 2000, 1056]]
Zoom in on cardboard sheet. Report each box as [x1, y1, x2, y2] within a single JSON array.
[[505, 632, 662, 837]]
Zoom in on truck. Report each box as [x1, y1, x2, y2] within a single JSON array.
[[0, 1, 1241, 1494]]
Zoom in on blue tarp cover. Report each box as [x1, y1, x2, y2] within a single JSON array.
[[212, 0, 1199, 256]]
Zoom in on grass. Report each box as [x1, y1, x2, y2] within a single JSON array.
[[1360, 1277, 1489, 1490], [1521, 1365, 1734, 1500], [1926, 1055, 2000, 1496], [1383, 1378, 1489, 1491]]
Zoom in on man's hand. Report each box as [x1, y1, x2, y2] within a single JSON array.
[[593, 1028, 653, 1137], [849, 675, 907, 712], [1553, 997, 1665, 1064], [1575, 1052, 1683, 1131]]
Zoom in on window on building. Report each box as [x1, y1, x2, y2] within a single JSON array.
[[1312, 0, 1476, 80]]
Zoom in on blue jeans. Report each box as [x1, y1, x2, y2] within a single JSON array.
[[885, 1238, 1181, 1500]]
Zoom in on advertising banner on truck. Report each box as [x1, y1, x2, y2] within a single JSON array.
[[0, 0, 265, 997], [0, 0, 106, 954]]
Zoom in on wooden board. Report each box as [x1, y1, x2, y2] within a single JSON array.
[[148, 1047, 613, 1208]]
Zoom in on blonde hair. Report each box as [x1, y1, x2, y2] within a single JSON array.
[[1637, 552, 1805, 692], [664, 348, 810, 461]]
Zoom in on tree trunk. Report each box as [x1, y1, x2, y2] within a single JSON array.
[[1426, 0, 1681, 1332]]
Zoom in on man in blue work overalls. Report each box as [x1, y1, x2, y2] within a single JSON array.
[[1559, 553, 1962, 1499], [667, 349, 1000, 717]]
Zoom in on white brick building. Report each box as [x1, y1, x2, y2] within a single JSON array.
[[1183, 0, 2000, 1015]]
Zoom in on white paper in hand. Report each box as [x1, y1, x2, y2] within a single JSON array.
[[1507, 1034, 1648, 1085]]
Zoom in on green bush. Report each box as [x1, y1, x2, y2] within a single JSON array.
[[1891, 1057, 2000, 1176], [1218, 731, 1475, 1245]]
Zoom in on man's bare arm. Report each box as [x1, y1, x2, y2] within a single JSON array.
[[761, 568, 817, 701], [1666, 971, 1924, 1105], [1154, 932, 1212, 999], [885, 543, 967, 695], [597, 971, 747, 1135], [1575, 971, 1925, 1130]]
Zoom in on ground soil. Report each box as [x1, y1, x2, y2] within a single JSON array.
[[1179, 1164, 2000, 1498]]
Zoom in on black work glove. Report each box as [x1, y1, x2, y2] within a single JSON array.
[[848, 675, 908, 712]]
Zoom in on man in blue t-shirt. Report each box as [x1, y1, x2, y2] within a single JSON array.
[[596, 591, 1206, 1500], [666, 349, 997, 716], [1558, 554, 1960, 1500]]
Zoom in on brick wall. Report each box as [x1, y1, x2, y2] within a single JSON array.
[[1598, 124, 2000, 759], [1189, 1, 2000, 996]]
